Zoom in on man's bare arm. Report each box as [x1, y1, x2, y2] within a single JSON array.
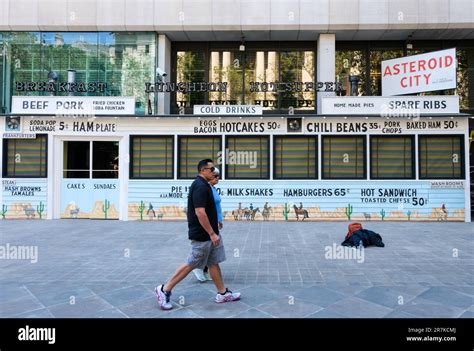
[[195, 208, 216, 234], [195, 208, 220, 245]]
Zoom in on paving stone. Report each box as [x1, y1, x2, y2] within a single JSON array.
[[0, 220, 471, 318]]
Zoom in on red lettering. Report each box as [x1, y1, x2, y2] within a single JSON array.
[[383, 66, 393, 77], [424, 73, 431, 85], [393, 64, 400, 75], [428, 58, 437, 69], [401, 77, 407, 88], [401, 62, 409, 74], [413, 75, 420, 86], [418, 59, 426, 71], [445, 55, 453, 67]]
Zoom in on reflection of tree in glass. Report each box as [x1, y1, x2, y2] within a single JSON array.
[[210, 52, 243, 104], [177, 51, 206, 106], [244, 51, 272, 109], [452, 50, 468, 110], [370, 50, 404, 95], [8, 31, 155, 113], [335, 50, 367, 96], [278, 51, 314, 109], [10, 33, 43, 96], [280, 52, 299, 108], [122, 50, 152, 113]]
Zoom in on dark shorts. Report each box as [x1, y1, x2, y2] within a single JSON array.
[[187, 236, 226, 269]]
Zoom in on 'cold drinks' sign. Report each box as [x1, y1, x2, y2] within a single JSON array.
[[382, 48, 456, 96]]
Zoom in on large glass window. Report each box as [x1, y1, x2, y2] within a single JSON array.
[[209, 51, 244, 106], [131, 136, 173, 179], [63, 141, 89, 178], [174, 46, 316, 114], [178, 136, 221, 179], [243, 51, 315, 110], [274, 136, 317, 179], [243, 51, 277, 110], [323, 136, 366, 179], [3, 135, 47, 177], [225, 136, 269, 179], [419, 136, 464, 179], [176, 51, 206, 110], [370, 48, 404, 96], [98, 33, 156, 115], [278, 51, 315, 110], [335, 50, 367, 96], [1, 32, 156, 115], [63, 141, 118, 179], [448, 49, 471, 111], [371, 136, 414, 179]]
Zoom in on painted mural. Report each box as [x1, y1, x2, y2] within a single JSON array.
[[60, 180, 119, 219], [0, 115, 470, 221], [1, 179, 48, 219], [128, 180, 465, 222]]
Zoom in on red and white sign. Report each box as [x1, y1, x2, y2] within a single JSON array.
[[382, 48, 456, 96]]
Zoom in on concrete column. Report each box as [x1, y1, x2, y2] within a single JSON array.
[[222, 52, 231, 99], [317, 33, 336, 114], [267, 51, 277, 106], [303, 51, 314, 103], [256, 51, 265, 102], [157, 34, 171, 115]]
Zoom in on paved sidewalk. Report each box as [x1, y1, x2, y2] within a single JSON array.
[[0, 220, 472, 318]]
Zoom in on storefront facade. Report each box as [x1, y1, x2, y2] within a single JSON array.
[[0, 0, 473, 221]]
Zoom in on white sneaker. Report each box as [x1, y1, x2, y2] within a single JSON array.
[[154, 285, 173, 310], [193, 269, 207, 282], [215, 289, 241, 303], [203, 271, 213, 281]]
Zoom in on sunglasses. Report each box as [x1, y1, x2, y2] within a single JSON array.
[[203, 167, 215, 172]]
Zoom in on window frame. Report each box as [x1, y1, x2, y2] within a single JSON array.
[[129, 135, 174, 180], [2, 134, 48, 178], [370, 135, 415, 180], [225, 135, 270, 180], [273, 135, 318, 180], [418, 134, 465, 180], [177, 135, 222, 180], [321, 135, 367, 180]]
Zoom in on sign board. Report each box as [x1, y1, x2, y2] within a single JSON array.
[[193, 105, 263, 115], [2, 133, 36, 139], [382, 48, 456, 96], [12, 96, 135, 115], [21, 116, 467, 136], [321, 96, 459, 115]]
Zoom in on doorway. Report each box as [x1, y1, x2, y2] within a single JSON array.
[[60, 140, 120, 219]]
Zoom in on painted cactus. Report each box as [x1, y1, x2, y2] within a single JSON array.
[[103, 199, 110, 219], [345, 204, 353, 220], [1, 204, 7, 219], [138, 201, 145, 220], [282, 203, 290, 221], [36, 201, 45, 219], [380, 209, 386, 221]]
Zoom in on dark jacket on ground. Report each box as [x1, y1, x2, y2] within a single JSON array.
[[341, 229, 385, 247]]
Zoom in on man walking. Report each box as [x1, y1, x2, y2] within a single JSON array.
[[154, 159, 241, 310]]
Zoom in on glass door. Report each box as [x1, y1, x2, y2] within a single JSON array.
[[60, 141, 120, 219]]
